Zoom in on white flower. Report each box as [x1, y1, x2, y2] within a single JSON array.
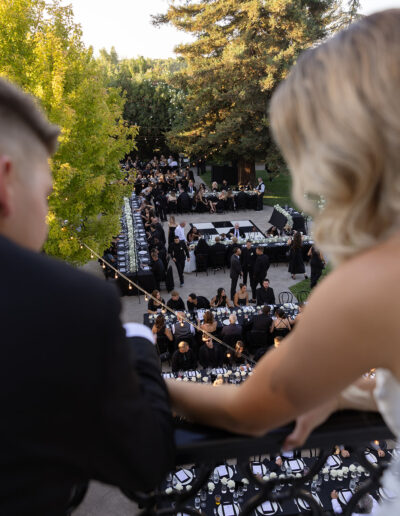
[[235, 372, 240, 377], [349, 464, 356, 472], [186, 485, 192, 491], [165, 487, 173, 495], [322, 468, 329, 474], [202, 376, 208, 382], [357, 466, 364, 474], [240, 371, 246, 376], [296, 473, 302, 478], [269, 472, 277, 479], [221, 477, 228, 485], [263, 475, 269, 482], [175, 482, 183, 491], [183, 377, 189, 382], [330, 470, 338, 478], [227, 480, 235, 489], [191, 377, 196, 382], [241, 478, 249, 485], [208, 482, 215, 491], [342, 467, 349, 474]]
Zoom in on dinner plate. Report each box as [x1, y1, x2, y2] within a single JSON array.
[[251, 462, 267, 477], [379, 487, 397, 502], [217, 502, 240, 516], [214, 464, 234, 479], [173, 468, 193, 486], [139, 251, 147, 255], [223, 319, 230, 325], [256, 500, 279, 515], [117, 251, 126, 256], [338, 489, 353, 505]]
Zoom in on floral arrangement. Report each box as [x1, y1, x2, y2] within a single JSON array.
[[123, 197, 138, 273], [274, 204, 293, 229]]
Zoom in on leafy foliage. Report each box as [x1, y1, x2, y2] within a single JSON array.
[[0, 0, 137, 263]]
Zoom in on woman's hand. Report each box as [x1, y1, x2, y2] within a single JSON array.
[[282, 396, 339, 451]]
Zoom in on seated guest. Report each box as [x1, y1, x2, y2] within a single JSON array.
[[166, 290, 185, 311], [171, 341, 197, 372], [266, 225, 279, 236], [211, 288, 233, 308], [167, 191, 177, 212], [210, 236, 226, 268], [234, 283, 249, 307], [227, 223, 244, 240], [149, 238, 167, 268], [187, 293, 210, 311], [152, 314, 173, 358], [199, 310, 218, 336], [211, 181, 219, 192], [187, 226, 201, 243], [270, 308, 292, 338], [221, 179, 229, 190], [151, 216, 166, 244], [194, 235, 210, 259], [256, 279, 276, 305], [331, 491, 378, 516], [172, 312, 195, 342], [225, 341, 246, 367], [198, 337, 224, 369], [221, 313, 242, 341], [193, 190, 210, 213], [150, 251, 165, 291], [187, 180, 196, 195], [177, 187, 191, 213], [251, 305, 273, 333], [147, 290, 165, 314]]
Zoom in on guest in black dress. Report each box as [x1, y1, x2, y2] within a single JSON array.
[[225, 341, 247, 367], [167, 216, 177, 252], [233, 283, 249, 307], [308, 245, 326, 288], [151, 314, 174, 358], [147, 290, 165, 314], [211, 288, 233, 308], [288, 231, 307, 280], [270, 308, 292, 338]]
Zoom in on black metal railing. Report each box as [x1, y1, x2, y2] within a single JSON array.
[[123, 411, 395, 516]]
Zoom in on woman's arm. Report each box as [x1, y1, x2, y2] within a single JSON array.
[[226, 297, 233, 308], [233, 293, 239, 307], [165, 328, 173, 341], [245, 293, 249, 306], [167, 261, 390, 436]]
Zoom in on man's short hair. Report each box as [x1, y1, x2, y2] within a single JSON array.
[[0, 78, 59, 155], [188, 293, 196, 300], [215, 236, 220, 242], [257, 246, 264, 252], [246, 239, 252, 244], [229, 313, 237, 324], [171, 290, 179, 297], [262, 305, 270, 315]]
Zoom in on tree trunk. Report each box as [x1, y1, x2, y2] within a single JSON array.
[[237, 158, 255, 185]]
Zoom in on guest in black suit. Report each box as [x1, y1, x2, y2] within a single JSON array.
[[177, 187, 191, 213], [166, 290, 185, 311], [251, 305, 273, 333], [186, 180, 196, 195], [220, 313, 243, 343], [150, 251, 166, 290], [187, 293, 210, 311], [170, 235, 190, 287], [256, 279, 276, 305], [198, 337, 224, 369], [251, 246, 270, 301], [227, 223, 245, 239], [171, 341, 197, 372], [230, 247, 242, 300], [241, 240, 255, 285], [0, 78, 174, 515], [210, 236, 226, 268]]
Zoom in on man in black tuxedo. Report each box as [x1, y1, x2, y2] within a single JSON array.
[[256, 279, 276, 305], [241, 240, 255, 286], [251, 246, 270, 301], [210, 236, 226, 268], [170, 235, 190, 287], [186, 180, 196, 195], [251, 305, 273, 333], [177, 186, 191, 213], [221, 314, 243, 345], [230, 247, 242, 300], [187, 293, 210, 311], [0, 78, 174, 515], [151, 250, 166, 290]]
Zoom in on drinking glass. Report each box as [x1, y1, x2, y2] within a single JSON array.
[[215, 494, 221, 506]]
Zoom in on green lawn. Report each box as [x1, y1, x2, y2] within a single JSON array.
[[197, 168, 294, 207], [289, 263, 332, 302]]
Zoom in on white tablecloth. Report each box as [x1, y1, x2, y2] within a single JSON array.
[[184, 250, 196, 273]]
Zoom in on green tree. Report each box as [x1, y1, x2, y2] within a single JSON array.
[[154, 0, 360, 183], [0, 0, 137, 263]]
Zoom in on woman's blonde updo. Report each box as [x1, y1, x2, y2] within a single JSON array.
[[270, 9, 400, 265]]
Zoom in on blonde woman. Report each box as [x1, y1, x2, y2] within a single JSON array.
[[166, 14, 400, 500]]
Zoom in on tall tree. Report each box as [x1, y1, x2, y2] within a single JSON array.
[[154, 0, 359, 183], [0, 0, 137, 263]]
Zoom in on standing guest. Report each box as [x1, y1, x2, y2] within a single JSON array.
[[171, 341, 197, 372], [150, 251, 165, 291], [167, 215, 177, 251], [170, 235, 190, 287], [230, 247, 242, 300], [177, 187, 191, 213], [241, 240, 255, 286], [211, 288, 233, 308], [199, 310, 218, 337], [167, 190, 177, 213], [0, 77, 174, 511], [255, 177, 265, 210], [147, 290, 165, 314], [256, 279, 276, 306], [166, 290, 185, 311], [288, 231, 307, 280], [234, 283, 249, 307], [174, 221, 187, 242], [225, 341, 246, 367], [251, 247, 270, 302], [187, 293, 211, 312], [308, 245, 326, 289], [270, 308, 292, 338], [198, 337, 224, 369], [226, 236, 238, 268]]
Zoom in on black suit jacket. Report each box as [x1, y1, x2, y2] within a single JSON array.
[[241, 247, 255, 269], [227, 228, 245, 239], [0, 236, 174, 515], [256, 286, 275, 305], [253, 253, 270, 281], [230, 254, 242, 279], [251, 314, 273, 333]]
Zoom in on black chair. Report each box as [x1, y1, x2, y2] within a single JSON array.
[[195, 254, 209, 276], [249, 331, 269, 354], [278, 291, 294, 304], [296, 290, 309, 303], [213, 252, 226, 273]]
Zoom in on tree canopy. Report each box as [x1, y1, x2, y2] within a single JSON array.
[[0, 0, 137, 263], [154, 0, 360, 181]]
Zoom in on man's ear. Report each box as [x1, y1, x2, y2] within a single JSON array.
[[0, 155, 13, 217]]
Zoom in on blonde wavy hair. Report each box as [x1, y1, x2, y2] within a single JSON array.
[[270, 10, 400, 265]]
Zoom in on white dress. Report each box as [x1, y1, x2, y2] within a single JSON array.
[[373, 368, 400, 514]]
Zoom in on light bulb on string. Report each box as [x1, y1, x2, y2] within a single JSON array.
[[102, 263, 106, 269], [145, 294, 148, 301], [128, 283, 133, 290], [90, 252, 94, 259], [114, 272, 118, 279]]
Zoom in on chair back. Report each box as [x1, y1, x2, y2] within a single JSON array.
[[195, 254, 209, 273], [214, 252, 226, 269], [278, 291, 294, 304]]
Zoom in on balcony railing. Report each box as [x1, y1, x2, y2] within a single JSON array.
[[123, 411, 394, 516]]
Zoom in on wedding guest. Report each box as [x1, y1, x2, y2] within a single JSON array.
[[167, 191, 177, 213], [198, 337, 224, 369], [174, 221, 186, 242], [210, 236, 226, 269], [194, 236, 210, 260], [288, 231, 307, 280], [270, 308, 292, 338], [150, 251, 165, 291], [0, 77, 174, 512], [225, 341, 246, 367], [241, 240, 255, 286], [170, 235, 190, 287], [211, 288, 233, 308], [251, 305, 273, 333], [167, 215, 177, 251], [221, 314, 243, 342], [251, 247, 270, 301], [147, 290, 165, 314], [266, 225, 279, 236], [228, 223, 244, 240], [331, 491, 378, 515], [199, 310, 218, 337], [166, 290, 185, 311], [187, 293, 211, 312], [171, 341, 197, 372], [152, 314, 174, 357], [230, 247, 242, 300], [187, 225, 201, 242], [308, 245, 326, 288], [234, 283, 249, 307], [256, 279, 276, 305], [172, 312, 195, 343]]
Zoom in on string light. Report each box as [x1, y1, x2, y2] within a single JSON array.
[[114, 272, 118, 279], [90, 252, 94, 259], [79, 241, 255, 365]]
